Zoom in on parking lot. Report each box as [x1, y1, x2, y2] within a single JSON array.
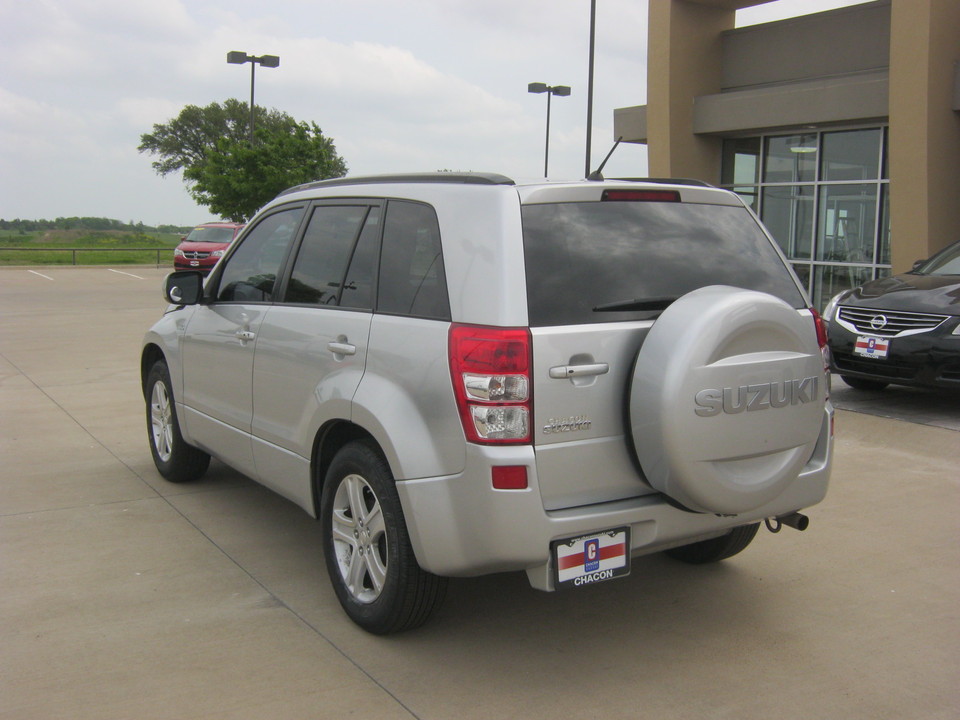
[[2, 266, 958, 719]]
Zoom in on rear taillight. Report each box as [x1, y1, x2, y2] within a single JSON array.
[[449, 324, 532, 444], [811, 307, 832, 407], [811, 307, 828, 350]]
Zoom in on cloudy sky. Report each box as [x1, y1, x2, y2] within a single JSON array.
[[1, 0, 870, 226]]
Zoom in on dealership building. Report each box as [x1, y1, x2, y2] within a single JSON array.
[[614, 0, 960, 309]]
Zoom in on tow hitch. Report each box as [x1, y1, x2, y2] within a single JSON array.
[[765, 512, 809, 533]]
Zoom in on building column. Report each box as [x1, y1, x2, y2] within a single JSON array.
[[888, 0, 960, 270], [646, 0, 735, 180]]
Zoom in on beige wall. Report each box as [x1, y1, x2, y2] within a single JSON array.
[[888, 0, 960, 270], [646, 0, 734, 179]]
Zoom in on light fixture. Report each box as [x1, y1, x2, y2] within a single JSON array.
[[227, 51, 281, 142]]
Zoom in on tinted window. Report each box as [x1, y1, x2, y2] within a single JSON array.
[[522, 201, 806, 327], [377, 201, 450, 320], [217, 207, 303, 302], [341, 207, 381, 309], [919, 241, 960, 276], [286, 205, 372, 306], [186, 226, 237, 243]]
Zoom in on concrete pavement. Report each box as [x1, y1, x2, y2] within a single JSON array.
[[1, 266, 958, 719]]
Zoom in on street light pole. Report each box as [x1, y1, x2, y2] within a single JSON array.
[[585, 0, 596, 177], [227, 51, 281, 143], [528, 83, 571, 178]]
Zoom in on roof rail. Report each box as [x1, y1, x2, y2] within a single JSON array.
[[279, 172, 516, 197]]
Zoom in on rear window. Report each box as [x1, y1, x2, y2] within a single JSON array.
[[521, 201, 805, 327]]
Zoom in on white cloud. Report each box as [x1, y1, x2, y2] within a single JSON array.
[[1, 0, 652, 222]]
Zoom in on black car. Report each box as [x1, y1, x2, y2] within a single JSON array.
[[824, 241, 960, 390]]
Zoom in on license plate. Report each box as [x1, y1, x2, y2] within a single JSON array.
[[854, 335, 890, 359], [552, 527, 631, 589]]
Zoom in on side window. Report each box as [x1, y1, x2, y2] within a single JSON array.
[[377, 201, 450, 320], [217, 207, 303, 302], [286, 205, 373, 306], [340, 207, 381, 310]]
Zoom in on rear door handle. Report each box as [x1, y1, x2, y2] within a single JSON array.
[[235, 330, 256, 342], [327, 341, 356, 356], [549, 363, 609, 379]]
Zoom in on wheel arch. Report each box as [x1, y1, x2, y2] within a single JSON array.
[[141, 343, 166, 398], [311, 420, 380, 517]]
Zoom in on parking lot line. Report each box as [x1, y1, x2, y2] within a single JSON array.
[[108, 269, 146, 280], [27, 270, 54, 281]]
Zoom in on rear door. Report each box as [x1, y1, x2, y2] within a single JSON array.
[[520, 185, 808, 510], [250, 201, 381, 504]]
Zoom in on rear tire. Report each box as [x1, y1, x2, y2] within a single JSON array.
[[665, 523, 760, 564], [145, 360, 210, 483], [840, 375, 889, 391], [321, 440, 446, 634]]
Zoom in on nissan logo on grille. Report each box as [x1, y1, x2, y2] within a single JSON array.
[[869, 314, 888, 331], [694, 377, 819, 417]]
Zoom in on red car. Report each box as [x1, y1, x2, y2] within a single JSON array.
[[173, 222, 245, 273]]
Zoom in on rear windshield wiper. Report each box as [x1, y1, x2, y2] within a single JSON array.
[[593, 296, 678, 313]]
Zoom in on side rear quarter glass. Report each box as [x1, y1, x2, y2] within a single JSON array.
[[377, 201, 451, 321]]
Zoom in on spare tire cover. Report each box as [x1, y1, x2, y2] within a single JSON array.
[[630, 285, 825, 515]]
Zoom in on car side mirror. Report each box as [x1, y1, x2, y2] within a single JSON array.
[[164, 271, 204, 305], [912, 259, 924, 270]]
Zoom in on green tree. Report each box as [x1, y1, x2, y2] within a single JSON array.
[[138, 99, 293, 177], [139, 100, 348, 221], [183, 120, 348, 222]]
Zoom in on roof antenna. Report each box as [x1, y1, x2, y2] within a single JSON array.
[[587, 136, 622, 181]]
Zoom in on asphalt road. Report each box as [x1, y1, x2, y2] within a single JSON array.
[[2, 266, 957, 719]]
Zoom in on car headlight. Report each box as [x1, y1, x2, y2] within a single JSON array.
[[174, 248, 185, 258], [952, 320, 960, 336], [212, 249, 225, 257], [821, 292, 845, 323]]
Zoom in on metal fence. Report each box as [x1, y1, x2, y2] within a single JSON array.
[[0, 247, 173, 266]]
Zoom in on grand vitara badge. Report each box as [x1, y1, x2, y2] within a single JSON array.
[[693, 376, 819, 417], [543, 415, 592, 434]]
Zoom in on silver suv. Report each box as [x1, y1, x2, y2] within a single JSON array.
[[142, 173, 833, 633]]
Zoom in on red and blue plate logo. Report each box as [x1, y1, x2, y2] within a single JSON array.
[[552, 527, 631, 588], [854, 335, 889, 359]]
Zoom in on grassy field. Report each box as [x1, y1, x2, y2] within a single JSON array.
[[0, 229, 182, 266]]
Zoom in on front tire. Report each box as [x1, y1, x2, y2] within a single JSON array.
[[665, 523, 760, 564], [145, 360, 210, 483], [321, 441, 446, 634]]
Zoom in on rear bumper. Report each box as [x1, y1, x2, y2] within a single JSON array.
[[397, 406, 833, 591]]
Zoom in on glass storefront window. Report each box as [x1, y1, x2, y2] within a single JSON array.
[[817, 184, 878, 263], [878, 184, 891, 266], [812, 264, 873, 311], [761, 185, 814, 260], [763, 134, 817, 183], [881, 127, 889, 180], [721, 138, 761, 185], [720, 126, 889, 311], [821, 128, 882, 182]]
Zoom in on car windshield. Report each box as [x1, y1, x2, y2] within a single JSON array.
[[521, 200, 806, 327], [186, 227, 236, 243], [915, 242, 960, 276]]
